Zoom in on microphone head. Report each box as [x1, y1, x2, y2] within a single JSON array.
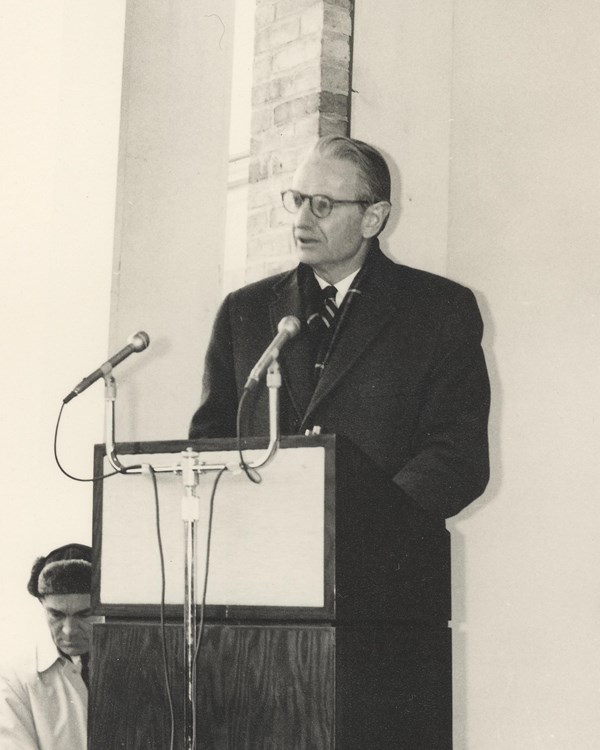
[[277, 316, 301, 337], [128, 331, 150, 352]]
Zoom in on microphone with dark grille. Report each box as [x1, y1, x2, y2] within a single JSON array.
[[63, 331, 150, 403], [244, 316, 301, 391]]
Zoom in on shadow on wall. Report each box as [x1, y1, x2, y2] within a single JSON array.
[[447, 288, 501, 748]]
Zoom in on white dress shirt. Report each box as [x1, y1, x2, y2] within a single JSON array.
[[314, 268, 361, 307], [0, 629, 87, 750]]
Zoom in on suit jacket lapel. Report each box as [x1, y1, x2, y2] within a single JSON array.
[[266, 248, 410, 428], [302, 247, 401, 426], [268, 270, 316, 419]]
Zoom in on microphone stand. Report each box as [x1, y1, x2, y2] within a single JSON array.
[[102, 360, 282, 750]]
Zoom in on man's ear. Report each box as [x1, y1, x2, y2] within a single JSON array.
[[361, 201, 391, 238]]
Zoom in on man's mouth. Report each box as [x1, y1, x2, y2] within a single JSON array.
[[295, 235, 319, 247]]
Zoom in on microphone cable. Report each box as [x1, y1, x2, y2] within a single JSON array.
[[191, 465, 226, 750], [236, 388, 262, 484], [53, 401, 133, 482], [147, 464, 175, 750]]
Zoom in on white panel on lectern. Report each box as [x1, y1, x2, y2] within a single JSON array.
[[100, 446, 325, 608]]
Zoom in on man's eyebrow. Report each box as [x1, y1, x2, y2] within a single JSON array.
[[46, 608, 92, 617]]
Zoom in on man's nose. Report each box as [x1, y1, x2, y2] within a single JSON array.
[[294, 197, 316, 226], [62, 617, 76, 635]]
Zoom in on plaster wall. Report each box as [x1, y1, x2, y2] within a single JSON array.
[[353, 2, 600, 747], [0, 1, 125, 642], [109, 0, 235, 442]]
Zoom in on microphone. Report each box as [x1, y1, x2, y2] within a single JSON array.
[[244, 316, 301, 391], [63, 331, 150, 403]]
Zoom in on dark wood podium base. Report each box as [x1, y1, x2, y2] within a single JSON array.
[[90, 621, 451, 749]]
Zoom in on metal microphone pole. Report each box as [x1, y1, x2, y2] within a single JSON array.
[[181, 449, 200, 750], [102, 360, 284, 750]]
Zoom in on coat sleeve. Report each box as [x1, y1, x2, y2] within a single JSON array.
[[393, 287, 491, 518], [189, 294, 239, 439]]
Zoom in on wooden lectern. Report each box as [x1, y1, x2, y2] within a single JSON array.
[[89, 435, 452, 749]]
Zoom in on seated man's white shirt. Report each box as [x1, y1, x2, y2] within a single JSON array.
[[0, 625, 87, 750]]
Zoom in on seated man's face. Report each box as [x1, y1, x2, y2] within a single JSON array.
[[41, 593, 93, 657]]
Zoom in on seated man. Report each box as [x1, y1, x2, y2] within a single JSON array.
[[0, 543, 95, 750]]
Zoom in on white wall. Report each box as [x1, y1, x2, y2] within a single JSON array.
[[351, 2, 454, 274], [353, 1, 600, 747], [109, 0, 234, 443], [0, 2, 125, 644]]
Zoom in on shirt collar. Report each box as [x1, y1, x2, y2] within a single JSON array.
[[36, 629, 65, 674], [313, 268, 361, 306]]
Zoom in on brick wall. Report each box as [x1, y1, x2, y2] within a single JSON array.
[[246, 0, 354, 282]]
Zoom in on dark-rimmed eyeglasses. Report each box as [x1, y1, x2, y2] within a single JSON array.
[[281, 189, 370, 219]]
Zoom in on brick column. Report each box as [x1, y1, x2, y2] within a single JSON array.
[[246, 0, 354, 282]]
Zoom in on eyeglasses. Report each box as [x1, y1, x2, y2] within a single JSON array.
[[281, 189, 370, 219]]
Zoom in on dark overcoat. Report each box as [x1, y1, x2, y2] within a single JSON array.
[[189, 244, 490, 620]]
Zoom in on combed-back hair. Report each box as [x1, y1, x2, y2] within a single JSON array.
[[311, 135, 391, 204]]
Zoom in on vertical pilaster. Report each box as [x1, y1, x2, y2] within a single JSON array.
[[246, 0, 354, 282]]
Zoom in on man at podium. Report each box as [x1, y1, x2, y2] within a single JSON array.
[[190, 134, 490, 520], [189, 134, 490, 746]]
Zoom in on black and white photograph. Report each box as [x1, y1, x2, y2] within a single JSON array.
[[1, 1, 599, 748]]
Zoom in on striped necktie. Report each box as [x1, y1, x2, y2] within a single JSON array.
[[319, 285, 338, 329], [80, 652, 90, 689], [307, 284, 339, 335], [311, 285, 338, 380]]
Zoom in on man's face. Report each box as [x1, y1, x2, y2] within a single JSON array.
[[41, 593, 93, 657], [290, 155, 370, 284]]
